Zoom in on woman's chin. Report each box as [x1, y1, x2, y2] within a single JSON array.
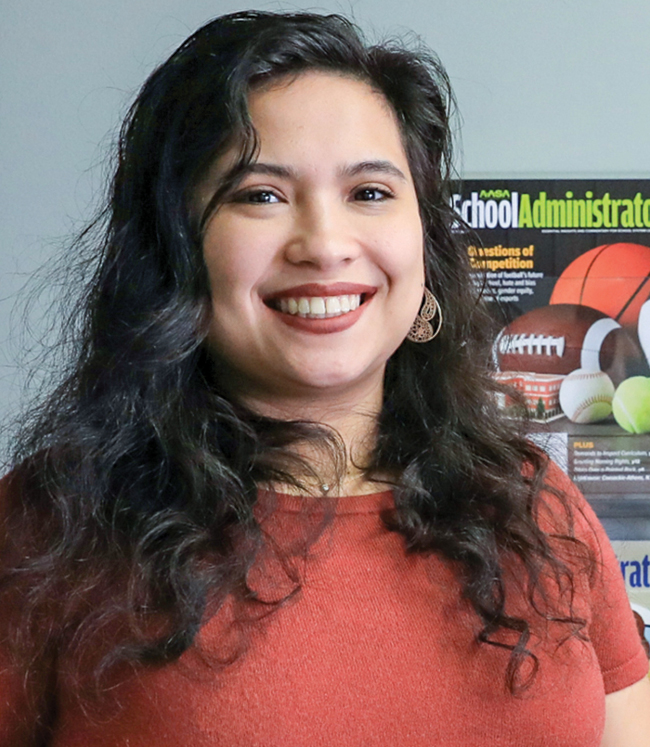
[[246, 359, 388, 407]]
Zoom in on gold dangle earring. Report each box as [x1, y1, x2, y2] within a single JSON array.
[[406, 287, 442, 343]]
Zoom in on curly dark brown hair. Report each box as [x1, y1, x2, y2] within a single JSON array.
[[1, 12, 584, 721]]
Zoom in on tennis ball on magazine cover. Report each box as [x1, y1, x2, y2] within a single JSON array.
[[612, 377, 650, 433], [559, 369, 614, 423]]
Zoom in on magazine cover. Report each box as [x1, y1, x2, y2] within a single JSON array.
[[610, 541, 650, 651], [455, 180, 650, 514]]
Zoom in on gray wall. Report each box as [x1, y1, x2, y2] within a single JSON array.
[[3, 0, 650, 445]]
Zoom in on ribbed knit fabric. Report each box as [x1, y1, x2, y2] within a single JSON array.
[[1, 465, 647, 745]]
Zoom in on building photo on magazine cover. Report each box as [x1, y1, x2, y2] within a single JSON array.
[[454, 179, 650, 515]]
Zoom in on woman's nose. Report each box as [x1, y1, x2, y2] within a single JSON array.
[[283, 200, 360, 270]]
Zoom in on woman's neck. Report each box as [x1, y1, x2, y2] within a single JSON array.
[[241, 379, 387, 497]]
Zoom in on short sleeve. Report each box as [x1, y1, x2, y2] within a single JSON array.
[[542, 463, 649, 694], [0, 650, 53, 746], [0, 472, 55, 745]]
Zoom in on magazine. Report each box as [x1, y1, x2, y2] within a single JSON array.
[[455, 180, 650, 513]]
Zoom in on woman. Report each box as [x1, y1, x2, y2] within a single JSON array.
[[1, 11, 648, 746]]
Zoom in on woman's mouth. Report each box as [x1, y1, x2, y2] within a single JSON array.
[[269, 294, 362, 319], [262, 284, 376, 334]]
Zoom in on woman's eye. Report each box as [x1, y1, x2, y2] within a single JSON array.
[[237, 190, 280, 204], [353, 187, 392, 202]]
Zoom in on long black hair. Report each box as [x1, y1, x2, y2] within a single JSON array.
[[2, 11, 582, 704]]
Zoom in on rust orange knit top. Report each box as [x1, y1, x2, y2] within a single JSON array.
[[1, 465, 647, 745]]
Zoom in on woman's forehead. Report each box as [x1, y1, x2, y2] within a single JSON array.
[[246, 73, 407, 171]]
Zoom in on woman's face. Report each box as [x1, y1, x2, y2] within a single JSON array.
[[197, 71, 425, 408]]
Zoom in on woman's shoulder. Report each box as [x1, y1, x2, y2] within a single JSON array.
[[0, 462, 52, 556], [0, 466, 59, 745], [534, 459, 604, 553], [535, 460, 649, 691]]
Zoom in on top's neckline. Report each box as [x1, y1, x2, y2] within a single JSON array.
[[257, 490, 394, 515]]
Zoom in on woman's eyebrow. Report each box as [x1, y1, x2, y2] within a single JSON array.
[[240, 163, 297, 179], [340, 160, 407, 181], [239, 160, 407, 181]]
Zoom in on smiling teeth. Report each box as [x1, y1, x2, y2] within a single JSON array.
[[278, 295, 361, 318]]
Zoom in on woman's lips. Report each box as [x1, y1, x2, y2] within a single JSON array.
[[263, 283, 376, 334], [265, 282, 376, 299]]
